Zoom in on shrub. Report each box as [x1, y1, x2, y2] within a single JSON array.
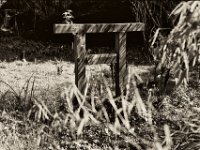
[[152, 1, 200, 88]]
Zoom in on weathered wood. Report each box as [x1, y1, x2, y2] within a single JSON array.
[[115, 32, 127, 96], [74, 33, 87, 93], [86, 53, 117, 65], [54, 22, 145, 96], [54, 23, 145, 34]]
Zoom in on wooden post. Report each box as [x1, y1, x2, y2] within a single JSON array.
[[54, 23, 145, 95], [115, 32, 127, 96], [74, 32, 87, 94]]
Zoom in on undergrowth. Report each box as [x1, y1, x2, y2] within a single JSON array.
[[0, 68, 200, 150], [0, 1, 200, 150]]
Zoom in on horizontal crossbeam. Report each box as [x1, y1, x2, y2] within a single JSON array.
[[54, 23, 145, 34], [86, 53, 117, 65]]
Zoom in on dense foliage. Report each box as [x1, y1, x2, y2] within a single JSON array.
[[152, 1, 200, 88], [0, 0, 180, 40]]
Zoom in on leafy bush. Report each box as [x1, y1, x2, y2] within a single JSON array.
[[152, 1, 200, 88]]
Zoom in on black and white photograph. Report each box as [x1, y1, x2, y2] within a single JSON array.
[[0, 0, 200, 149]]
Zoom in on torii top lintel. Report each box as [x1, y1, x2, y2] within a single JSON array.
[[54, 23, 145, 34]]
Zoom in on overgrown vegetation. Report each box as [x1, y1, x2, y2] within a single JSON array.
[[0, 33, 74, 61], [0, 64, 200, 149], [0, 1, 200, 150], [0, 0, 179, 39], [152, 1, 200, 89]]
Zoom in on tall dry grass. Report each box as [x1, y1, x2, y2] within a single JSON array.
[[0, 67, 172, 149]]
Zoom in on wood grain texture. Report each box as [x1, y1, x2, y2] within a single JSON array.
[[54, 22, 144, 95], [115, 32, 127, 96], [86, 53, 117, 64], [74, 33, 87, 93], [54, 23, 145, 34]]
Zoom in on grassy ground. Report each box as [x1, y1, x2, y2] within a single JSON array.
[[0, 61, 151, 93], [0, 61, 155, 149], [0, 36, 200, 150], [0, 60, 199, 150], [0, 61, 74, 92]]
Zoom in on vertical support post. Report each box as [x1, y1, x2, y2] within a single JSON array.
[[115, 32, 127, 96], [74, 32, 87, 94]]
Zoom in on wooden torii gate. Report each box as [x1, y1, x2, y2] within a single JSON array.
[[54, 23, 145, 96]]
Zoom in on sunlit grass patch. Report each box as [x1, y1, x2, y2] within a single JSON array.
[[0, 60, 200, 149]]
